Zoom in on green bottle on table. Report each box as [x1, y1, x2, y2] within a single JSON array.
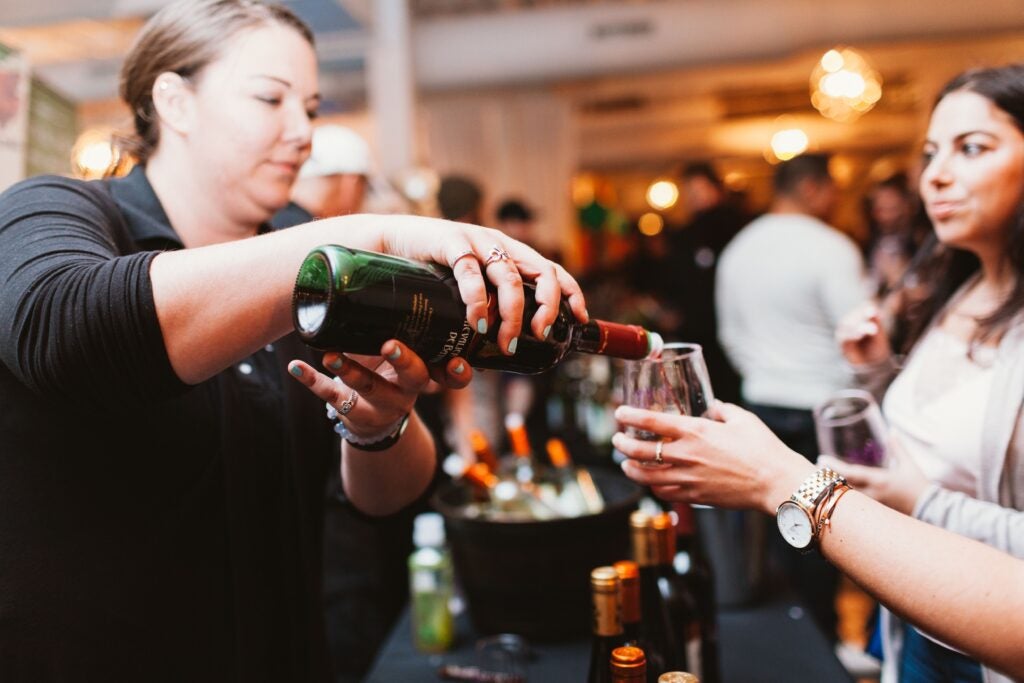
[[409, 513, 454, 653]]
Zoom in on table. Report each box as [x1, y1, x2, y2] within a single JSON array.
[[364, 597, 853, 683]]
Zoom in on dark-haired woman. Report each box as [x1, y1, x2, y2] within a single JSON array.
[[0, 0, 585, 679], [615, 63, 1024, 683]]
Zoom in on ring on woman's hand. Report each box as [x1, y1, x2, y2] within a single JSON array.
[[338, 389, 359, 415], [654, 440, 664, 465], [449, 249, 476, 269], [484, 245, 512, 266]]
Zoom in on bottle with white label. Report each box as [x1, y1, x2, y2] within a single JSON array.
[[409, 513, 454, 653]]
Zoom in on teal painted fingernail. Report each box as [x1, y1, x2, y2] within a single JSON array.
[[289, 365, 302, 377], [508, 337, 518, 354], [542, 325, 552, 340], [453, 362, 465, 375], [387, 346, 402, 361], [477, 318, 488, 335], [328, 357, 343, 370]]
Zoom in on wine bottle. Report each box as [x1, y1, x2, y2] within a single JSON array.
[[504, 413, 538, 485], [629, 511, 675, 679], [653, 513, 701, 677], [544, 437, 596, 517], [588, 566, 626, 683], [672, 504, 721, 683], [293, 245, 664, 374], [610, 646, 647, 683], [614, 561, 663, 683]]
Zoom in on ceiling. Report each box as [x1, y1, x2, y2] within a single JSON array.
[[2, 0, 1023, 113]]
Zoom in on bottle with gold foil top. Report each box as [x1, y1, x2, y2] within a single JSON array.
[[610, 646, 647, 683], [658, 673, 700, 683], [630, 511, 675, 675], [588, 567, 626, 683], [293, 245, 664, 375], [653, 512, 702, 677]]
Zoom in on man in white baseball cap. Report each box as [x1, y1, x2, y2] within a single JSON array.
[[272, 125, 371, 227]]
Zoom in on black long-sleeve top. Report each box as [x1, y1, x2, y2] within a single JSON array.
[[0, 167, 333, 681]]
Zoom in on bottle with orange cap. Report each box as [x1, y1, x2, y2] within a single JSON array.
[[610, 645, 647, 683], [615, 560, 665, 682], [544, 437, 598, 517], [504, 412, 538, 485], [467, 429, 500, 472]]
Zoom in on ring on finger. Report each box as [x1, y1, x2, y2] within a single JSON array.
[[338, 389, 359, 415], [483, 245, 512, 266], [654, 440, 664, 465], [449, 249, 476, 270]]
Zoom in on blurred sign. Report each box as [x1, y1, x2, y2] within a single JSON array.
[[0, 44, 30, 192]]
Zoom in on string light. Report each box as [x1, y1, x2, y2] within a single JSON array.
[[645, 179, 678, 210]]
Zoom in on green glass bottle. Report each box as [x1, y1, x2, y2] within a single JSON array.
[[292, 245, 663, 374]]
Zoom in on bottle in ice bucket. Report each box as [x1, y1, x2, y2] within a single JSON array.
[[461, 462, 557, 521], [610, 646, 647, 683], [408, 513, 453, 653], [292, 245, 663, 374], [588, 567, 626, 683]]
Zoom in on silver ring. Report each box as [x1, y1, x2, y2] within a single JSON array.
[[654, 440, 664, 465], [483, 245, 512, 266], [338, 389, 359, 415], [449, 249, 476, 270]]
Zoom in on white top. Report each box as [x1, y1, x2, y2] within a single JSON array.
[[716, 213, 869, 409], [883, 327, 996, 496]]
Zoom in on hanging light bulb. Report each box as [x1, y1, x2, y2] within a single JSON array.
[[810, 46, 882, 122], [770, 128, 809, 161]]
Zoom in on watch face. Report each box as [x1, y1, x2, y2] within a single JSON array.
[[777, 501, 814, 548]]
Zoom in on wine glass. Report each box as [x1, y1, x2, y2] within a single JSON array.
[[813, 389, 888, 467], [621, 342, 715, 442]]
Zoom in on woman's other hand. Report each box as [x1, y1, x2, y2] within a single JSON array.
[[379, 220, 588, 357], [836, 302, 892, 366], [817, 437, 928, 516], [612, 401, 815, 514], [287, 339, 471, 439]]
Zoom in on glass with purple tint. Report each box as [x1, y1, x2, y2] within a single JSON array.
[[813, 389, 888, 466]]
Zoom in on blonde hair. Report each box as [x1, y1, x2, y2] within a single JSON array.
[[118, 0, 313, 163]]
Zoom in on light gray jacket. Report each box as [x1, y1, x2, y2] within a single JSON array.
[[855, 317, 1024, 683]]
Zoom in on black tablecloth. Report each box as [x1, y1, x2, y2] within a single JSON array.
[[364, 597, 853, 683]]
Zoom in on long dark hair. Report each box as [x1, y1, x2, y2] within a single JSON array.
[[898, 64, 1024, 353]]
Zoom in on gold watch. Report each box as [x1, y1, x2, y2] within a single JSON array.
[[775, 467, 848, 552]]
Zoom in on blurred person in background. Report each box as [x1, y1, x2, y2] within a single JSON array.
[[0, 1, 585, 679], [272, 124, 370, 227], [833, 63, 1024, 683], [669, 161, 747, 403], [716, 153, 869, 640]]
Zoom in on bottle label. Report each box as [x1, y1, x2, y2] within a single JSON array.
[[592, 590, 622, 637]]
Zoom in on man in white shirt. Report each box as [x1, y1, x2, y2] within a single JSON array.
[[716, 153, 869, 641]]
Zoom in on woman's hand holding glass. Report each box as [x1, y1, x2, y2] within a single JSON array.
[[613, 402, 815, 513]]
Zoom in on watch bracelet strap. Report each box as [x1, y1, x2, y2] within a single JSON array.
[[792, 466, 846, 509]]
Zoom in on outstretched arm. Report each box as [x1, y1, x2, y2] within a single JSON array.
[[613, 403, 1024, 679]]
